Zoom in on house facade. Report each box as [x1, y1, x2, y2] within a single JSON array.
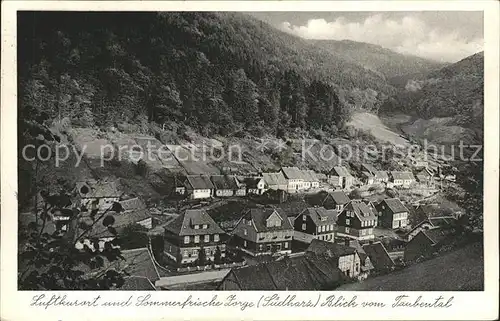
[[336, 200, 377, 240], [293, 207, 338, 243], [184, 175, 215, 199], [306, 239, 362, 279], [390, 171, 415, 188], [243, 177, 267, 195], [211, 175, 238, 197], [322, 191, 350, 211], [328, 166, 354, 190], [303, 170, 320, 189], [163, 209, 226, 265], [405, 216, 457, 241], [231, 207, 294, 256], [375, 198, 409, 229], [281, 167, 305, 193]]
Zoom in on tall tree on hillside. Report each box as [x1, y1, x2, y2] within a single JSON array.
[[225, 68, 259, 126], [280, 70, 307, 128]]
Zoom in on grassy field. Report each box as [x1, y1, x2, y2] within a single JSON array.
[[337, 242, 483, 291]]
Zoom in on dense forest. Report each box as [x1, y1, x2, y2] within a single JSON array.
[[18, 12, 406, 137], [381, 51, 484, 135]]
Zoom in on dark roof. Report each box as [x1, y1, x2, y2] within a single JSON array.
[[210, 175, 239, 190], [390, 171, 415, 180], [226, 254, 343, 290], [185, 175, 215, 190], [281, 167, 305, 180], [346, 200, 377, 221], [300, 207, 338, 226], [362, 163, 378, 174], [329, 166, 352, 177], [243, 177, 264, 188], [243, 207, 294, 233], [120, 276, 156, 290], [307, 239, 356, 258], [422, 228, 455, 245], [344, 239, 373, 269], [362, 242, 395, 270], [416, 204, 455, 218], [379, 198, 408, 214], [323, 191, 350, 205], [164, 209, 224, 236], [84, 207, 152, 238], [76, 180, 122, 198]]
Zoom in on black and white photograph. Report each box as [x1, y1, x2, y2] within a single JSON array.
[[13, 8, 488, 293], [0, 1, 496, 315]]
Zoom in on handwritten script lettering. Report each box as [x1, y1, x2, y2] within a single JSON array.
[[29, 293, 454, 311]]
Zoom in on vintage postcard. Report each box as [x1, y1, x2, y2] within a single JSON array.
[[1, 1, 498, 320]]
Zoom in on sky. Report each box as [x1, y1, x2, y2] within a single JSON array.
[[249, 12, 483, 63]]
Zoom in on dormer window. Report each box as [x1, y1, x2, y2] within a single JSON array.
[[321, 216, 327, 222], [202, 224, 208, 229], [194, 225, 200, 229], [246, 219, 252, 226]]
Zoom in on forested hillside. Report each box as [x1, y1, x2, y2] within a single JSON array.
[[381, 51, 484, 135], [18, 12, 404, 137], [309, 39, 445, 79]]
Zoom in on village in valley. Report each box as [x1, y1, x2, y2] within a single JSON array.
[[21, 136, 474, 291]]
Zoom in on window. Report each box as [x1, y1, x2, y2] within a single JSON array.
[[243, 228, 247, 236], [204, 235, 210, 243], [368, 228, 373, 234], [183, 250, 189, 258], [243, 240, 247, 247], [302, 215, 307, 221], [247, 220, 252, 226], [284, 242, 288, 249], [203, 224, 208, 229], [330, 224, 334, 231], [346, 219, 350, 225], [259, 244, 264, 251], [355, 263, 359, 272], [345, 227, 350, 233], [361, 229, 366, 235], [184, 236, 190, 244], [194, 235, 200, 243], [302, 223, 306, 230], [317, 227, 321, 233], [194, 225, 200, 230], [214, 234, 219, 242]]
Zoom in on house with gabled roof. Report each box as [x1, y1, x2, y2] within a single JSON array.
[[218, 254, 344, 290], [405, 216, 458, 242], [361, 163, 378, 175], [362, 241, 395, 273], [293, 207, 338, 243], [416, 168, 435, 185], [231, 207, 294, 256], [303, 170, 320, 190], [336, 200, 378, 240], [374, 171, 389, 183], [341, 239, 374, 279], [281, 166, 306, 193], [242, 177, 267, 195], [375, 198, 409, 229], [75, 180, 122, 211], [328, 166, 354, 190], [210, 175, 239, 197], [163, 209, 226, 265], [306, 239, 362, 279], [404, 228, 457, 262], [322, 190, 350, 211], [390, 171, 415, 188], [262, 172, 288, 191], [184, 175, 215, 199]]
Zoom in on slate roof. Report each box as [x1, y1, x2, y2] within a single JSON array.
[[120, 276, 156, 290], [224, 254, 343, 290], [390, 171, 415, 181], [243, 177, 265, 189], [185, 175, 215, 190], [281, 167, 305, 180], [379, 198, 408, 214], [323, 191, 350, 205], [329, 166, 352, 177], [422, 228, 454, 245], [374, 171, 389, 180], [362, 242, 395, 271], [362, 163, 378, 174], [262, 172, 288, 187], [243, 207, 294, 233], [83, 208, 152, 238], [306, 239, 356, 258], [164, 209, 224, 236], [210, 175, 239, 190], [346, 200, 377, 221], [300, 207, 338, 226]]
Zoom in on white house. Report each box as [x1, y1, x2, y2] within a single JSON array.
[[281, 167, 305, 193], [184, 175, 215, 199]]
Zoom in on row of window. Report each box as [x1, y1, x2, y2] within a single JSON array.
[[184, 234, 219, 244], [242, 240, 289, 251], [393, 213, 408, 219], [361, 220, 376, 227], [317, 224, 335, 233], [193, 224, 209, 230], [182, 247, 223, 258], [317, 233, 333, 241]]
